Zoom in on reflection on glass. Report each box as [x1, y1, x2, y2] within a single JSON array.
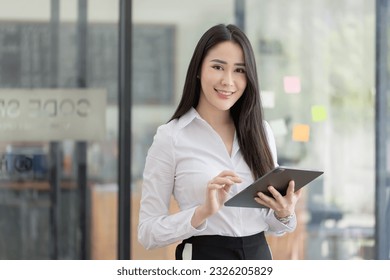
[[0, 0, 376, 260], [0, 0, 120, 260], [132, 0, 375, 260]]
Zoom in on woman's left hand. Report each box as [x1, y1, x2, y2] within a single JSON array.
[[254, 180, 302, 218]]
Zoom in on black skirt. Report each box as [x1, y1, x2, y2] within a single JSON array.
[[175, 231, 272, 260]]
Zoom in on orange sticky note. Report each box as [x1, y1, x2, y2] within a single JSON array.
[[284, 76, 301, 94], [292, 124, 310, 142]]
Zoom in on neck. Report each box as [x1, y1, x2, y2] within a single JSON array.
[[196, 105, 232, 128]]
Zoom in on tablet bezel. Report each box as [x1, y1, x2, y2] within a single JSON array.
[[224, 166, 323, 208]]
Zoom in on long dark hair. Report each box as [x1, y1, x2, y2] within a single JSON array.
[[170, 24, 275, 179]]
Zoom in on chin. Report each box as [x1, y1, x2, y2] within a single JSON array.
[[215, 104, 235, 111]]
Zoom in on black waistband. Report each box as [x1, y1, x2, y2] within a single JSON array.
[[182, 231, 266, 249]]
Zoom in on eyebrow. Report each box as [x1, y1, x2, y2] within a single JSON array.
[[210, 59, 245, 67]]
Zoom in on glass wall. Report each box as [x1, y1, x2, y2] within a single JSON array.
[[132, 0, 376, 260], [0, 0, 120, 259], [0, 0, 381, 260], [131, 0, 236, 260], [246, 0, 375, 260]]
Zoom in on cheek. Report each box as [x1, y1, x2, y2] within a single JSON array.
[[238, 78, 247, 92], [240, 75, 248, 87], [235, 80, 247, 99], [201, 74, 219, 92], [202, 69, 220, 83]]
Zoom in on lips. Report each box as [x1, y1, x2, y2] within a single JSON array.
[[215, 89, 234, 96]]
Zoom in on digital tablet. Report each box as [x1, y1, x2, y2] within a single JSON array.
[[224, 166, 324, 208]]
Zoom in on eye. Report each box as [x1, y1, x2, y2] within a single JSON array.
[[235, 68, 246, 74], [212, 65, 223, 70]]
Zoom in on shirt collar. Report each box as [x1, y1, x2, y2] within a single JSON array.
[[176, 107, 241, 157], [176, 107, 202, 130]]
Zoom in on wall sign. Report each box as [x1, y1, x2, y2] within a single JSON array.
[[0, 89, 106, 141]]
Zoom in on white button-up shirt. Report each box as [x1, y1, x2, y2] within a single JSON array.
[[138, 107, 296, 249]]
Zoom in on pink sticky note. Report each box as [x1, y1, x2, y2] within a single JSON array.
[[284, 76, 301, 94]]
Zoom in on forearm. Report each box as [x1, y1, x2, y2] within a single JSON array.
[[191, 204, 211, 228]]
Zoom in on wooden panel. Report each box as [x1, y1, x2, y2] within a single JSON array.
[[90, 185, 117, 259], [266, 198, 307, 259], [131, 193, 179, 260], [90, 184, 179, 260], [91, 184, 306, 260]]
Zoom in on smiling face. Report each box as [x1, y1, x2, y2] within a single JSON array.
[[197, 41, 247, 114]]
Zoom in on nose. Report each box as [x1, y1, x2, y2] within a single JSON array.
[[221, 72, 234, 87]]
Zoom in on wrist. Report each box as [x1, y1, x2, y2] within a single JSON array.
[[274, 212, 295, 224], [191, 205, 209, 228]]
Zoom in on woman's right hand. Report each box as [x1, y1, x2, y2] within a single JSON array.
[[191, 170, 242, 228]]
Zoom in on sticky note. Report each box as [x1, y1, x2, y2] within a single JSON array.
[[283, 76, 301, 94], [292, 124, 310, 142], [269, 119, 288, 136], [311, 105, 327, 122], [261, 91, 275, 108]]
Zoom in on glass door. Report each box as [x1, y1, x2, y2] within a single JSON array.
[[0, 0, 120, 259]]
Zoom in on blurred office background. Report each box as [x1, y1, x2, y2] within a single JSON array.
[[0, 0, 388, 260]]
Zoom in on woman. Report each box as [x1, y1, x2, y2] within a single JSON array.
[[138, 24, 302, 260]]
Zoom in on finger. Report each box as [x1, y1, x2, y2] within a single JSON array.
[[254, 195, 272, 208], [286, 180, 295, 195], [228, 176, 242, 183], [267, 186, 284, 201], [207, 183, 233, 197], [218, 170, 238, 176], [218, 170, 242, 181], [207, 184, 227, 192], [223, 184, 233, 192], [207, 180, 236, 191], [256, 191, 276, 204], [220, 176, 242, 184], [213, 177, 239, 186]]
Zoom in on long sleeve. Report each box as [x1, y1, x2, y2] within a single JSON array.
[[264, 209, 297, 235], [137, 124, 206, 250]]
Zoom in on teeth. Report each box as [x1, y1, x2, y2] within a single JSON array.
[[216, 89, 233, 96]]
